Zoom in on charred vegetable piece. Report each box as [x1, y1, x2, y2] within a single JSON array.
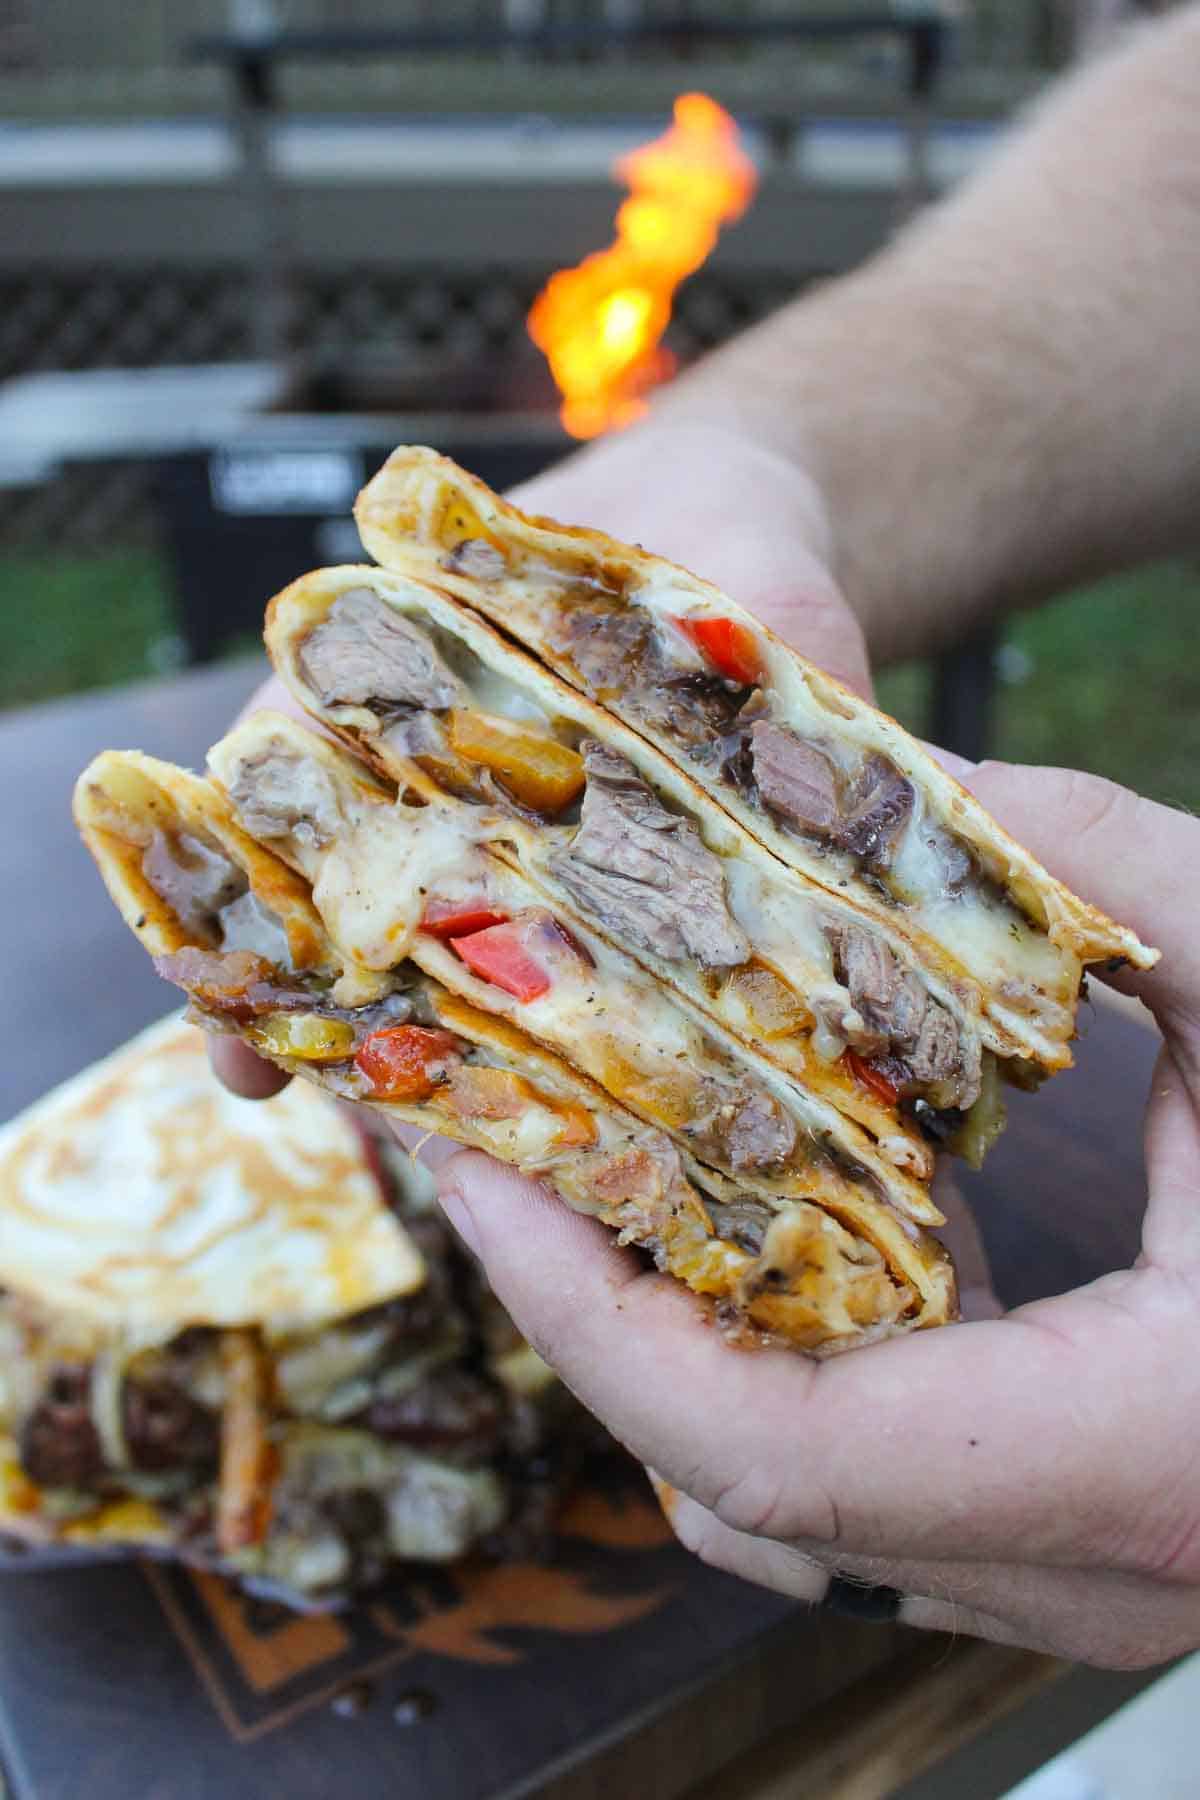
[[446, 709, 585, 815], [248, 1013, 357, 1062], [355, 1025, 462, 1100], [420, 898, 510, 940], [672, 616, 763, 686], [842, 1049, 901, 1108], [450, 923, 552, 1002]]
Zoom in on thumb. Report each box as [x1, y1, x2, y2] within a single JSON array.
[[435, 1148, 697, 1370]]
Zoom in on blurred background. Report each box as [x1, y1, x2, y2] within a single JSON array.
[[0, 0, 1194, 806]]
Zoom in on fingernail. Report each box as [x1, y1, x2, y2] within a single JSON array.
[[437, 1186, 482, 1258]]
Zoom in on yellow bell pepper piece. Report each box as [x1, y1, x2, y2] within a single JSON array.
[[447, 709, 585, 814], [247, 1013, 356, 1062]]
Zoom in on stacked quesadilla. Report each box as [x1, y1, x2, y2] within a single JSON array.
[[0, 1017, 579, 1605], [75, 448, 1156, 1357]]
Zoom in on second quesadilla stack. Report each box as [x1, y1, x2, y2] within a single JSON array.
[[0, 1016, 583, 1605]]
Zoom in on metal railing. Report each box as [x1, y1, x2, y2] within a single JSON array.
[[6, 0, 1062, 80]]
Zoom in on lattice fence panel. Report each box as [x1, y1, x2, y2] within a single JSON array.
[[1, 265, 797, 546]]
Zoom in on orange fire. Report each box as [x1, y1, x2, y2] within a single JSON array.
[[528, 93, 758, 439]]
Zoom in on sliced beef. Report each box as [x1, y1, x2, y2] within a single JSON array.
[[839, 754, 915, 871], [444, 538, 506, 581], [299, 587, 465, 713], [124, 1375, 219, 1474], [705, 1197, 773, 1257], [20, 1365, 104, 1490], [549, 742, 749, 969], [557, 599, 653, 699], [906, 1006, 965, 1090], [142, 830, 246, 943], [748, 723, 839, 834], [224, 746, 342, 849], [826, 921, 980, 1107], [557, 599, 751, 751], [367, 1370, 504, 1460], [747, 728, 915, 876], [688, 1085, 799, 1176]]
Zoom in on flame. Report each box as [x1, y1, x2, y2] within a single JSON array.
[[528, 93, 757, 439]]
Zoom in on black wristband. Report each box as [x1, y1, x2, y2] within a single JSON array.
[[821, 1576, 904, 1622]]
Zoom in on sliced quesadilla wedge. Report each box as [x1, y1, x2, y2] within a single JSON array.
[[266, 563, 998, 1177], [353, 446, 1156, 1076], [74, 749, 956, 1352], [0, 1014, 580, 1605], [204, 710, 946, 1234]]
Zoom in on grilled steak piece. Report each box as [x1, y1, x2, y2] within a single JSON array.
[[223, 745, 342, 849], [748, 728, 915, 876], [827, 922, 980, 1107], [558, 599, 751, 750], [20, 1365, 104, 1490], [368, 1370, 505, 1460], [550, 742, 749, 969], [688, 1085, 799, 1176], [300, 587, 465, 713], [124, 1375, 220, 1474], [748, 724, 840, 834], [839, 754, 915, 871], [906, 1005, 966, 1090], [705, 1197, 773, 1257], [142, 830, 246, 943]]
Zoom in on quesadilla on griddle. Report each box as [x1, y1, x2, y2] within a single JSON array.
[[73, 750, 956, 1353], [0, 1016, 581, 1606], [352, 447, 1155, 1081]]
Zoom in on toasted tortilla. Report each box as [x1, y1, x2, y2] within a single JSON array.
[[353, 446, 1156, 1073], [0, 1014, 424, 1337], [73, 748, 956, 1353]]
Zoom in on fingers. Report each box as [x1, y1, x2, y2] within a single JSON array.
[[231, 671, 314, 731], [208, 1035, 292, 1100], [435, 1149, 1191, 1571], [510, 422, 873, 698], [659, 1483, 1200, 1668], [966, 764, 1194, 1022]]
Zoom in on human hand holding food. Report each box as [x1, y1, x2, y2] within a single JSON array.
[[434, 762, 1200, 1668]]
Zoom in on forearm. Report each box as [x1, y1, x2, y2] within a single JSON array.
[[655, 7, 1200, 659]]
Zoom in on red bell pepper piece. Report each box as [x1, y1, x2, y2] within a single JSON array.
[[420, 897, 509, 940], [449, 921, 552, 1002], [842, 1049, 901, 1109], [355, 1025, 461, 1101], [672, 615, 762, 686]]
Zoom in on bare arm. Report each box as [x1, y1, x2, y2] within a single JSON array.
[[644, 5, 1200, 659]]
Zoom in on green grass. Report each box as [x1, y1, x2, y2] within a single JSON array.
[[877, 561, 1200, 812], [2, 547, 1197, 812], [0, 547, 176, 708]]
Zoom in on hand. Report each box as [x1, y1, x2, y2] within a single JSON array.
[[212, 420, 869, 1100], [434, 766, 1200, 1670]]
